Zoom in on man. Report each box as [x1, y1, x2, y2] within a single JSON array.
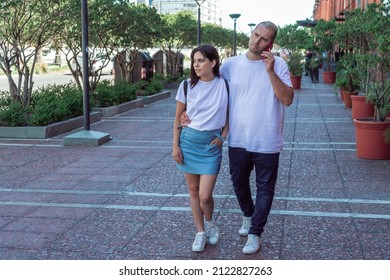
[[181, 21, 294, 254], [221, 21, 293, 254], [304, 48, 313, 76]]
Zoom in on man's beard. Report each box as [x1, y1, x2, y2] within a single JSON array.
[[249, 44, 262, 56]]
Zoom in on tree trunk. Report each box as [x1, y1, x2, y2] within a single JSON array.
[[54, 48, 62, 65], [6, 74, 19, 102]]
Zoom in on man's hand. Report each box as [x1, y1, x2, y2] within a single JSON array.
[[261, 51, 275, 73], [179, 111, 191, 127]]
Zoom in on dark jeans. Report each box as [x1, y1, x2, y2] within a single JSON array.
[[229, 147, 280, 237], [310, 67, 319, 82]]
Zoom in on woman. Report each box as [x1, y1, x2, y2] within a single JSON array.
[[172, 44, 229, 252]]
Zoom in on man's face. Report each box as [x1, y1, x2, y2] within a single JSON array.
[[248, 26, 274, 56]]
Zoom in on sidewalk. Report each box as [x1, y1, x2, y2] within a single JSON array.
[[0, 74, 389, 260]]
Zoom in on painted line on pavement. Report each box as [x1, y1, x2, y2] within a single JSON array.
[[0, 201, 389, 220], [0, 142, 356, 151], [1, 188, 389, 205]]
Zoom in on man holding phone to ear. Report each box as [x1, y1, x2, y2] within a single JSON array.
[[180, 21, 294, 254], [220, 21, 294, 254]]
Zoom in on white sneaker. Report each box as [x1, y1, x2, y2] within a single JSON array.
[[205, 223, 219, 245], [239, 216, 251, 236], [242, 234, 262, 254], [192, 232, 207, 252]]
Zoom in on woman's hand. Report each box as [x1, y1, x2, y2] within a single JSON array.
[[172, 145, 183, 164], [210, 137, 224, 149]]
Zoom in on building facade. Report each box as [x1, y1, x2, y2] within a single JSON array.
[[313, 0, 381, 21], [128, 0, 153, 5], [151, 0, 221, 25]]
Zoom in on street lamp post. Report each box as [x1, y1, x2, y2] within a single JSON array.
[[229, 13, 241, 56], [248, 23, 256, 32], [81, 0, 90, 130], [195, 0, 206, 46]]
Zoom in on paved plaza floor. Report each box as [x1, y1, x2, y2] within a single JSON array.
[[0, 74, 389, 261]]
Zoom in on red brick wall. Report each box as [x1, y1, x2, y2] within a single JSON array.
[[313, 0, 380, 21]]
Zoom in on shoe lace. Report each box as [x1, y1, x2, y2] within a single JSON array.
[[208, 224, 218, 236], [194, 234, 205, 245], [242, 217, 251, 229], [248, 234, 257, 243]]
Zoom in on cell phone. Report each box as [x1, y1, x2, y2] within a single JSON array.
[[261, 42, 274, 59], [265, 42, 274, 52]]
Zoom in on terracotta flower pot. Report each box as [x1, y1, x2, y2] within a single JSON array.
[[353, 118, 390, 160], [340, 89, 358, 108], [290, 75, 301, 89], [323, 71, 336, 84], [339, 88, 345, 101], [351, 95, 375, 119]]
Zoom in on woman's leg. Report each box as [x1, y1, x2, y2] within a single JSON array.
[[185, 173, 204, 232], [199, 174, 218, 221]]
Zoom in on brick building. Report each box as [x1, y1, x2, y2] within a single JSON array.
[[313, 0, 382, 21]]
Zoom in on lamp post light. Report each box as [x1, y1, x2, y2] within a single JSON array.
[[248, 23, 256, 32], [195, 0, 206, 46], [229, 13, 241, 56]]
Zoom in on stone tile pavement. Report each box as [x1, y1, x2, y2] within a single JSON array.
[[0, 74, 389, 260]]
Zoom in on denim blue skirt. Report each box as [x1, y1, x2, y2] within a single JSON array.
[[177, 127, 223, 175]]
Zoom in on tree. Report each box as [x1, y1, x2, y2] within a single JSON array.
[[0, 0, 64, 105], [157, 11, 197, 79], [313, 19, 337, 71], [110, 2, 163, 83], [57, 0, 123, 91], [201, 24, 249, 59], [275, 24, 313, 54]]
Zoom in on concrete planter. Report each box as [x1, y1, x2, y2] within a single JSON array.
[[0, 111, 101, 139], [141, 90, 171, 105], [0, 90, 171, 139], [93, 90, 171, 117], [93, 98, 144, 118]]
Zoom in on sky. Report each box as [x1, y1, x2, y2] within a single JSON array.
[[219, 0, 315, 33]]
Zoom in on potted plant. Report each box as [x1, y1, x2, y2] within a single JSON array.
[[313, 19, 337, 83], [287, 51, 303, 89], [334, 54, 360, 108], [275, 24, 313, 90], [385, 127, 390, 144], [334, 9, 375, 119], [349, 1, 390, 160]]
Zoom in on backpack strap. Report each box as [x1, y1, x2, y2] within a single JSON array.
[[183, 80, 188, 108], [223, 78, 229, 97]]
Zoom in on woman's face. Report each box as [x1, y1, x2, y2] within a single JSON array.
[[192, 51, 215, 81]]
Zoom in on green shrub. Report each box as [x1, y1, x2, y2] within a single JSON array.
[[144, 77, 164, 96], [152, 72, 165, 82], [30, 83, 83, 126], [0, 77, 163, 127], [0, 98, 30, 126], [93, 80, 136, 107]]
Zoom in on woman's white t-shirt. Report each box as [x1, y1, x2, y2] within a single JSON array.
[[175, 77, 229, 131]]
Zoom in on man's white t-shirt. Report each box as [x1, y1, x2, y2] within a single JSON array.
[[175, 77, 229, 131], [220, 54, 292, 153]]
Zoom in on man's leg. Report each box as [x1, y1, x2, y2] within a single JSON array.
[[249, 152, 280, 237], [228, 147, 254, 217]]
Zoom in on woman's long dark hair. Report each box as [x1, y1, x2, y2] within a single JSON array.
[[189, 44, 220, 88]]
